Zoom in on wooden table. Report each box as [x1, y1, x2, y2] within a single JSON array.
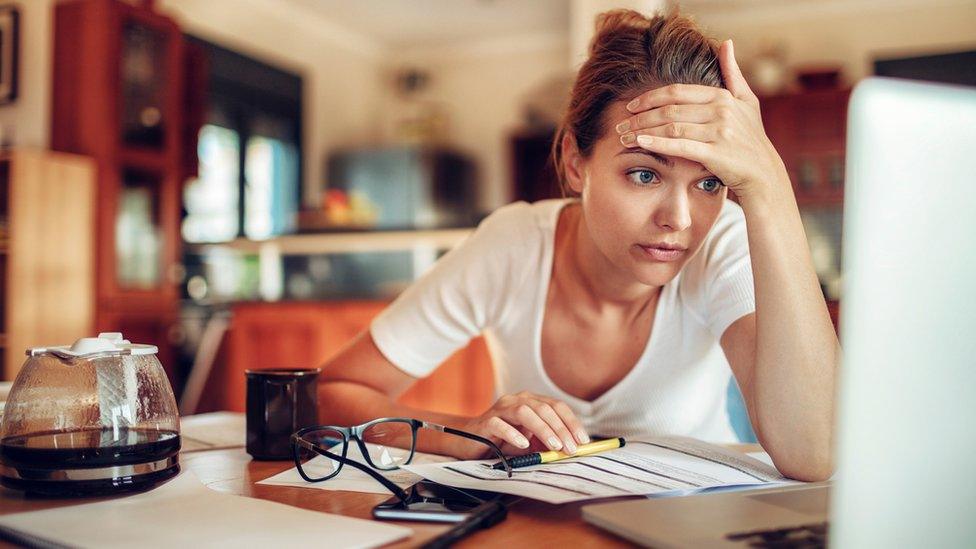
[[0, 443, 761, 547]]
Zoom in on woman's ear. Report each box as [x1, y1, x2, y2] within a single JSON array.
[[561, 133, 585, 195]]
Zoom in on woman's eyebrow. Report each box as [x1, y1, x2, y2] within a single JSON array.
[[615, 148, 713, 178], [616, 148, 673, 168]]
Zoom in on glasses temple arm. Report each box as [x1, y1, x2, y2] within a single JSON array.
[[440, 426, 513, 477], [296, 437, 411, 502]]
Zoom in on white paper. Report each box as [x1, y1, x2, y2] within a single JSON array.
[[0, 471, 410, 549], [403, 436, 797, 504], [259, 441, 453, 495], [748, 450, 776, 468], [179, 412, 246, 452]]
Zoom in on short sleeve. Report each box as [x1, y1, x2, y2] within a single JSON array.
[[680, 201, 756, 340], [369, 202, 536, 378]]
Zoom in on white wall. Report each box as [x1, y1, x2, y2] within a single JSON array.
[[390, 37, 570, 210], [692, 0, 976, 85], [0, 0, 55, 149], [570, 0, 666, 68]]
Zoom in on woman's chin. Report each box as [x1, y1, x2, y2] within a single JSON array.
[[630, 263, 682, 288]]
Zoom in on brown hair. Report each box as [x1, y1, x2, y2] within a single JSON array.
[[553, 9, 725, 196]]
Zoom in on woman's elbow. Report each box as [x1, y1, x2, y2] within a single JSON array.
[[774, 447, 834, 482]]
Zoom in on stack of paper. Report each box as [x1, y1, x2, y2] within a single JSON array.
[[402, 436, 797, 504]]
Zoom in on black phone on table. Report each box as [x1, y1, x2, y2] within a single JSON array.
[[372, 481, 503, 523]]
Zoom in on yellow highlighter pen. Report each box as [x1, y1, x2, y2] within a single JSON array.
[[492, 437, 626, 470]]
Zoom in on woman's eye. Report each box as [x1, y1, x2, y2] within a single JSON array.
[[697, 178, 724, 194], [626, 169, 659, 186]]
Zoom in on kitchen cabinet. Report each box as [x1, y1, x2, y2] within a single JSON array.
[[198, 302, 495, 417], [761, 89, 850, 326], [760, 88, 851, 207], [50, 0, 198, 391]]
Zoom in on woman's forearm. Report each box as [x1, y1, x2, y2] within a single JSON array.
[[317, 381, 473, 457], [739, 173, 839, 481]]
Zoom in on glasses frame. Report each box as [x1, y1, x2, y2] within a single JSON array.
[[290, 417, 512, 502]]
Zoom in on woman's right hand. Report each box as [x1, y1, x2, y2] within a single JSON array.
[[450, 391, 590, 460]]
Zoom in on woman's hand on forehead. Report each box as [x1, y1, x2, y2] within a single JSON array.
[[613, 40, 789, 204]]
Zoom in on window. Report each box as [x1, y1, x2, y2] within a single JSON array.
[[181, 36, 303, 243]]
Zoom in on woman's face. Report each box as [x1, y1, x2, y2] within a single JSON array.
[[571, 100, 728, 288]]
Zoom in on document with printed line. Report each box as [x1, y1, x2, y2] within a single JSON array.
[[402, 436, 798, 504]]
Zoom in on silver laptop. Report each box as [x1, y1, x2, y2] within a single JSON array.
[[583, 77, 976, 548]]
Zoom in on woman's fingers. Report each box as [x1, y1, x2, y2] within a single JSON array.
[[505, 403, 565, 452], [634, 134, 711, 165], [626, 83, 731, 113], [718, 40, 758, 105], [479, 393, 588, 455], [532, 402, 579, 454], [616, 103, 718, 135], [547, 399, 590, 446], [486, 416, 530, 449], [621, 122, 719, 147]]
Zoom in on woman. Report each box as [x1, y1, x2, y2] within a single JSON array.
[[318, 10, 838, 481]]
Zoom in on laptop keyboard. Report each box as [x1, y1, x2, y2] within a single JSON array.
[[726, 522, 828, 548]]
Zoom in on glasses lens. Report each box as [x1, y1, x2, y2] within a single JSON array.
[[295, 428, 346, 481], [362, 420, 415, 470]]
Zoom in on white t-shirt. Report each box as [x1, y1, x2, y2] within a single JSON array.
[[371, 198, 755, 443]]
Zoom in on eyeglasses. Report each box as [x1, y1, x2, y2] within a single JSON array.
[[290, 418, 512, 501]]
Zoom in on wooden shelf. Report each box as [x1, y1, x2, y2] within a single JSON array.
[[188, 228, 475, 256]]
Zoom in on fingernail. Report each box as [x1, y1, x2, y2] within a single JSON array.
[[620, 132, 636, 146], [516, 435, 529, 448], [566, 441, 578, 454], [615, 120, 630, 134], [577, 431, 591, 444], [547, 437, 562, 451], [626, 98, 640, 111], [637, 135, 654, 147]]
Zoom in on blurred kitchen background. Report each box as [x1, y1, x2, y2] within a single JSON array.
[[1, 0, 974, 434]]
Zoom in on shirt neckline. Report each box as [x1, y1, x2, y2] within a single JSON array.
[[531, 199, 672, 413]]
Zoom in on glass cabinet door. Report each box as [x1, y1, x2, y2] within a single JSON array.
[[120, 22, 168, 149], [116, 169, 163, 289]]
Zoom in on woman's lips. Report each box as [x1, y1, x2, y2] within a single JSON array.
[[637, 245, 686, 262]]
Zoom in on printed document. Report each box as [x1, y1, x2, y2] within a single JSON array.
[[403, 436, 795, 504]]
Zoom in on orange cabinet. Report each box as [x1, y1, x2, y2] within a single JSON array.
[[760, 89, 850, 207], [199, 301, 495, 418]]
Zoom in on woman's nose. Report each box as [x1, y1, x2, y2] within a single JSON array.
[[653, 188, 692, 232]]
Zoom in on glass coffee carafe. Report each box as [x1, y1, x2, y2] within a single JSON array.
[[0, 333, 181, 496]]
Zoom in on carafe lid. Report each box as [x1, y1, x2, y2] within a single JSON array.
[[27, 332, 159, 359]]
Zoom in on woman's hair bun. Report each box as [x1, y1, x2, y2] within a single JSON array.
[[589, 9, 653, 56]]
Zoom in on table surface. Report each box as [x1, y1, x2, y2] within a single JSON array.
[[0, 442, 761, 547]]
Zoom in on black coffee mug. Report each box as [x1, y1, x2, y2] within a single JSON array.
[[245, 368, 320, 460]]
